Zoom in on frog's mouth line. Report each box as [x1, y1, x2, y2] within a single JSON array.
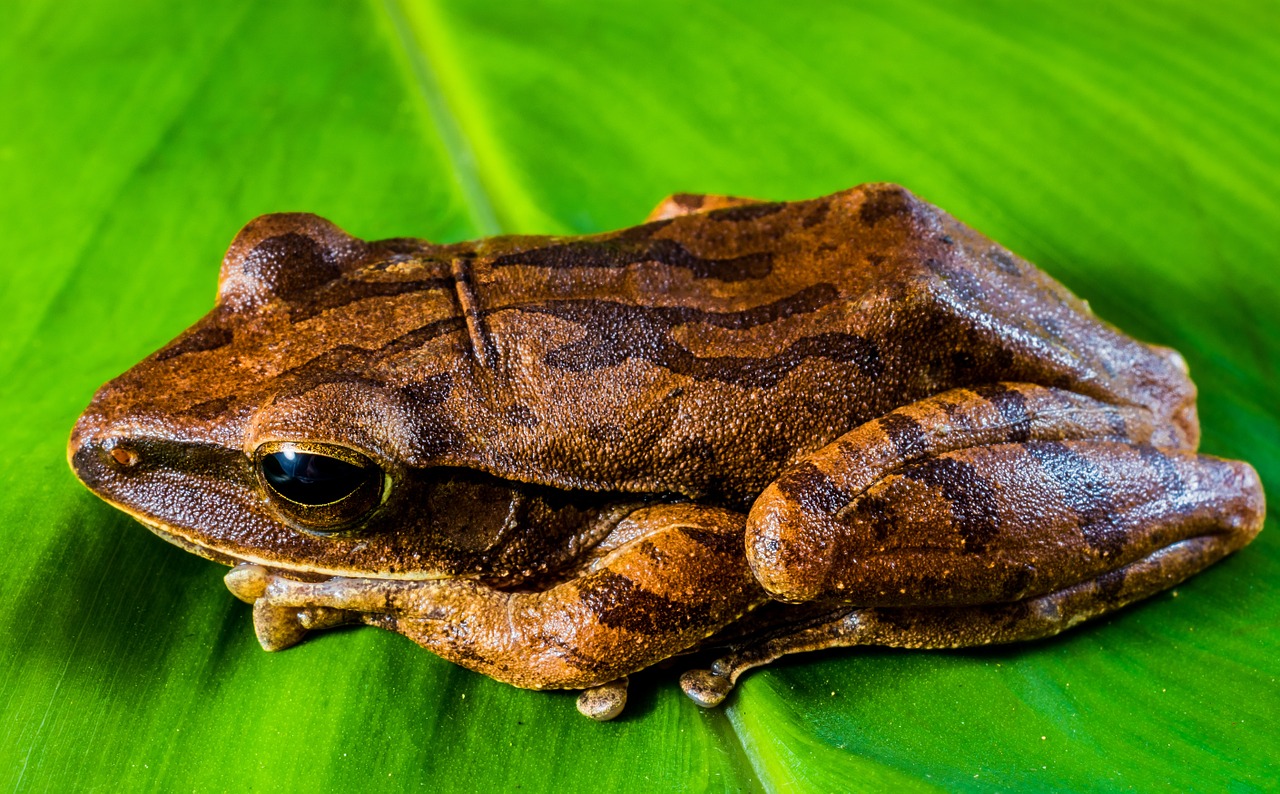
[[105, 498, 456, 583]]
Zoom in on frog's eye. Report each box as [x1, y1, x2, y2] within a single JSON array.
[[255, 441, 384, 532]]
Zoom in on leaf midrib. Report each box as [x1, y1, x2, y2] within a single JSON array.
[[366, 3, 779, 786], [377, 0, 501, 237]]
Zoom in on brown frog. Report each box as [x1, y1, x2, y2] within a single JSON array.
[[68, 184, 1264, 720]]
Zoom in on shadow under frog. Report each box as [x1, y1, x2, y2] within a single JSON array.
[[68, 184, 1264, 720]]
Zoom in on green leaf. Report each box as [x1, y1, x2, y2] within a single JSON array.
[[3, 0, 1277, 790]]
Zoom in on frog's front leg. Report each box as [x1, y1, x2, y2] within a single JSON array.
[[680, 384, 1263, 706], [226, 503, 767, 719], [686, 442, 1262, 705]]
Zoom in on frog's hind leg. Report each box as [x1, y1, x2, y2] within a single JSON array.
[[645, 193, 767, 222], [750, 382, 1234, 603], [683, 441, 1263, 707]]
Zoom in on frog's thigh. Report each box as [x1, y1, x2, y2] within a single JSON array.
[[749, 382, 1181, 603], [683, 443, 1263, 707], [645, 193, 766, 221], [818, 441, 1262, 607]]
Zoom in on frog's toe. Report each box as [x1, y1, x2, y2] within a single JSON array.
[[576, 677, 628, 721], [679, 668, 733, 708], [224, 563, 270, 603], [252, 599, 309, 651]]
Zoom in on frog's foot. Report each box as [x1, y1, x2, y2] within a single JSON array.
[[225, 563, 360, 651], [249, 601, 308, 651], [576, 677, 629, 721], [679, 667, 734, 708], [685, 527, 1262, 705], [680, 608, 853, 706]]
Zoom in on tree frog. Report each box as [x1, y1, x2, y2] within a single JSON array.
[[68, 184, 1264, 720]]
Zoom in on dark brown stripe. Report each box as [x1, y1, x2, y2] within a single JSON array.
[[529, 281, 839, 327], [380, 316, 469, 356], [288, 278, 453, 323], [989, 249, 1022, 275], [1027, 441, 1126, 558], [668, 194, 706, 212], [801, 200, 831, 228], [397, 372, 453, 406], [504, 403, 539, 428], [858, 187, 914, 226], [530, 632, 607, 672], [677, 526, 742, 557], [276, 316, 464, 395], [182, 396, 234, 419], [577, 570, 713, 634], [879, 412, 929, 458], [1095, 568, 1127, 605], [972, 383, 1032, 442], [705, 202, 786, 222], [776, 461, 851, 517], [490, 237, 773, 282], [155, 324, 233, 361], [530, 285, 881, 387], [848, 493, 896, 541], [900, 456, 1001, 553]]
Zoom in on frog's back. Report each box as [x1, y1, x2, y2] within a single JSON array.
[[137, 185, 1193, 509], [422, 184, 1196, 503]]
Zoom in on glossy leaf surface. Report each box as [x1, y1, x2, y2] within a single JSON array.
[[2, 1, 1277, 790]]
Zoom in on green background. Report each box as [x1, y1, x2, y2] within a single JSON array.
[[3, 1, 1277, 790]]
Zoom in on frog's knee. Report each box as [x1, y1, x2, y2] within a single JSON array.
[[745, 464, 847, 603]]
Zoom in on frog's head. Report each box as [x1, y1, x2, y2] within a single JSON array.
[[69, 214, 589, 583]]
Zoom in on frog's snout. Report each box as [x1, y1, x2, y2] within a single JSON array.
[[67, 414, 142, 491], [67, 409, 248, 503]]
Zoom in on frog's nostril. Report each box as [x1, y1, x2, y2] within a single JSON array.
[[108, 444, 140, 468], [70, 433, 141, 479]]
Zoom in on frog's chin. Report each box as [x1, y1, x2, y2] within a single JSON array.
[[135, 516, 244, 567]]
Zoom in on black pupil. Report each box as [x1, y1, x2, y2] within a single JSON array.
[[262, 450, 372, 505]]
